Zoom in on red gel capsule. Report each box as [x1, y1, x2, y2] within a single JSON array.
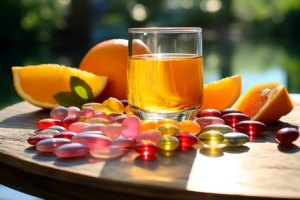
[[276, 128, 299, 144], [134, 141, 159, 156], [110, 116, 127, 124], [36, 118, 62, 130], [174, 133, 198, 147], [107, 113, 124, 122], [199, 109, 222, 118], [61, 115, 78, 130], [120, 100, 128, 107], [235, 120, 267, 135], [93, 111, 108, 119], [36, 138, 71, 152], [27, 135, 53, 146], [221, 109, 242, 116], [222, 113, 250, 128], [56, 143, 89, 158], [54, 131, 76, 140]]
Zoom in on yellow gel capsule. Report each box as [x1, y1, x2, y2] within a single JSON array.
[[179, 120, 201, 135], [140, 120, 156, 132], [198, 131, 224, 146], [157, 135, 180, 151], [82, 102, 103, 111], [202, 124, 233, 134], [84, 118, 110, 125], [157, 123, 179, 136], [124, 105, 133, 114], [156, 119, 179, 129], [102, 98, 125, 114], [77, 116, 87, 122]]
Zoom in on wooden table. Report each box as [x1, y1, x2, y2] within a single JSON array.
[[0, 99, 299, 200]]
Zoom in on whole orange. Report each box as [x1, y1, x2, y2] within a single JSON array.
[[79, 39, 150, 102]]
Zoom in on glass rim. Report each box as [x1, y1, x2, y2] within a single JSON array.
[[129, 27, 202, 33]]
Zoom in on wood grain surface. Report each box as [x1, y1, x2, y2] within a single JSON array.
[[0, 100, 299, 200]]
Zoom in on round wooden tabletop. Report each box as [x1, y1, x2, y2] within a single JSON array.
[[0, 100, 299, 200]]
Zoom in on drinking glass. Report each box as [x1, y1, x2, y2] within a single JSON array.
[[127, 27, 203, 122]]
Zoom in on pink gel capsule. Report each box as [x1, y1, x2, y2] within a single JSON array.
[[99, 125, 121, 140], [194, 117, 225, 129], [61, 115, 78, 130], [174, 132, 198, 147], [67, 106, 81, 118], [93, 111, 108, 119], [50, 106, 68, 120], [71, 131, 106, 143], [199, 109, 222, 118], [221, 109, 242, 116], [77, 134, 112, 148], [90, 145, 123, 159], [81, 107, 95, 119], [107, 113, 124, 122], [113, 137, 135, 148], [235, 120, 267, 135], [120, 100, 128, 107], [54, 131, 76, 140], [110, 116, 127, 124], [134, 141, 159, 156], [36, 118, 62, 130], [135, 130, 162, 143], [27, 135, 53, 146], [56, 143, 89, 158], [81, 124, 106, 133], [276, 127, 299, 144], [222, 113, 250, 128], [121, 117, 140, 139], [36, 138, 71, 152], [69, 122, 89, 133]]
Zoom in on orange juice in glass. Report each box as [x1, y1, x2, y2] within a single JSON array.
[[127, 28, 203, 122]]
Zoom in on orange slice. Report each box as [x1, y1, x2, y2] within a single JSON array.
[[200, 74, 241, 111], [12, 64, 108, 109], [233, 82, 294, 124]]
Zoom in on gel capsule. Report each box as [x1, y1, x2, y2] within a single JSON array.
[[90, 145, 123, 159], [61, 115, 78, 130], [124, 105, 133, 114], [99, 124, 121, 140], [81, 124, 106, 133], [222, 113, 250, 128], [110, 116, 127, 124], [93, 111, 108, 119], [157, 123, 179, 136], [199, 109, 222, 118], [198, 131, 224, 146], [77, 134, 112, 148], [174, 133, 198, 147], [36, 138, 71, 152], [140, 119, 156, 132], [71, 131, 106, 143], [67, 106, 81, 118], [47, 126, 67, 132], [50, 106, 68, 120], [194, 117, 225, 129], [221, 109, 242, 116], [56, 143, 89, 158], [179, 120, 201, 135], [121, 117, 140, 139], [120, 100, 128, 107], [54, 131, 76, 140], [235, 121, 266, 135], [134, 140, 159, 156], [276, 127, 299, 144], [223, 133, 249, 146], [36, 129, 59, 136], [107, 113, 124, 122], [135, 130, 162, 143], [157, 135, 180, 151], [113, 137, 135, 148], [84, 118, 110, 125], [82, 102, 103, 111], [69, 122, 89, 133], [202, 124, 233, 134], [36, 118, 61, 130], [156, 119, 179, 128], [28, 135, 53, 146], [81, 107, 95, 119], [102, 98, 125, 114]]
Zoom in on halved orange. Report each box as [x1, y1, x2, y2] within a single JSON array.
[[12, 64, 108, 109], [233, 82, 294, 124], [200, 74, 241, 111]]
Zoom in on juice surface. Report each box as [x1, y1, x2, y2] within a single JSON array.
[[127, 54, 203, 114]]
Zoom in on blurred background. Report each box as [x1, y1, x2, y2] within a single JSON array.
[[0, 0, 300, 198]]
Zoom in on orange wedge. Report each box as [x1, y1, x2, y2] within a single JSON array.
[[233, 82, 294, 124], [12, 64, 108, 109], [200, 74, 241, 111]]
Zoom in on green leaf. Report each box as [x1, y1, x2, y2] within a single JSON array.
[[54, 92, 88, 108], [70, 76, 93, 102]]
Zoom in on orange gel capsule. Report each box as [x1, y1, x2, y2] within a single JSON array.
[[140, 120, 156, 132], [179, 120, 201, 135], [156, 119, 179, 129]]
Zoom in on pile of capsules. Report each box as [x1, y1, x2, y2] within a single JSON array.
[[27, 97, 300, 159]]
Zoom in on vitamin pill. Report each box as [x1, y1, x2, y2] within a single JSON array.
[[179, 120, 201, 135], [36, 129, 59, 136], [235, 121, 267, 135], [102, 98, 125, 114], [199, 109, 222, 118], [93, 111, 108, 119], [47, 126, 67, 132], [121, 117, 140, 139], [174, 133, 198, 147], [223, 133, 249, 146], [134, 140, 159, 156], [50, 106, 68, 120], [221, 109, 242, 116], [77, 134, 112, 148], [99, 124, 121, 140], [67, 106, 81, 118], [36, 118, 61, 130], [69, 122, 89, 133], [82, 102, 103, 111], [54, 131, 76, 140], [124, 105, 133, 114], [56, 143, 89, 158], [140, 120, 156, 132], [110, 116, 127, 124], [135, 130, 162, 143], [90, 145, 123, 159], [81, 124, 106, 133], [36, 138, 71, 152], [81, 107, 95, 119], [28, 135, 53, 146], [198, 131, 224, 146], [71, 131, 106, 143], [156, 119, 179, 129], [61, 115, 78, 130], [222, 113, 250, 128], [194, 117, 225, 129], [157, 135, 180, 151], [276, 127, 299, 144], [84, 118, 110, 125], [120, 100, 128, 107], [113, 137, 135, 148], [157, 123, 179, 136], [202, 124, 233, 134], [107, 113, 124, 122]]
